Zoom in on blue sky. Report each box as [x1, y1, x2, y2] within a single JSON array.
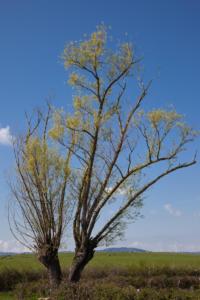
[[0, 0, 200, 252]]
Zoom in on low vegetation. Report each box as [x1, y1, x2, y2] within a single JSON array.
[[1, 252, 200, 299]]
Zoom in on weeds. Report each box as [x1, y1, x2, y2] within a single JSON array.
[[1, 253, 200, 299]]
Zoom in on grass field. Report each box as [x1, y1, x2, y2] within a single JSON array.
[[1, 251, 200, 271], [1, 252, 200, 299], [0, 292, 13, 300]]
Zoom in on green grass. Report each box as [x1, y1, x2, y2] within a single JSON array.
[[1, 252, 200, 299], [87, 252, 200, 269], [0, 292, 13, 299], [1, 252, 200, 273], [0, 252, 71, 272]]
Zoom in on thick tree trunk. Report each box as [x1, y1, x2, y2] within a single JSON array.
[[38, 249, 62, 287], [68, 246, 95, 282], [47, 255, 62, 287]]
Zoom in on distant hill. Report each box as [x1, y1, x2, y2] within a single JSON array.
[[98, 247, 147, 253], [0, 248, 147, 255], [0, 252, 15, 256]]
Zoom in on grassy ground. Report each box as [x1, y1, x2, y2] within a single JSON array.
[[87, 252, 200, 269], [0, 292, 13, 299], [1, 252, 200, 272], [1, 252, 200, 299]]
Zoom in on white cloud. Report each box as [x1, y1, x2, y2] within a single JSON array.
[[193, 212, 200, 218], [0, 240, 29, 253], [137, 241, 200, 252], [118, 188, 127, 196], [105, 186, 127, 196], [109, 239, 200, 252], [0, 126, 12, 145], [164, 203, 182, 217]]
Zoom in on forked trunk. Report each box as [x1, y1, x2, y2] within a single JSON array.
[[38, 249, 62, 287], [68, 246, 95, 282]]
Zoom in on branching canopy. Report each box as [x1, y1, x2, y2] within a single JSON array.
[[47, 26, 197, 248], [9, 106, 75, 252]]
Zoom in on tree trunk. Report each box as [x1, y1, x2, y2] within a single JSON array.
[[68, 246, 95, 282], [38, 249, 62, 287], [47, 254, 62, 287]]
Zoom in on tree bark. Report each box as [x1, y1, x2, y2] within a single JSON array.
[[47, 255, 62, 287], [68, 246, 95, 282], [38, 250, 62, 287]]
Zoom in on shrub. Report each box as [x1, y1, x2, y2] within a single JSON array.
[[0, 269, 46, 291], [14, 280, 50, 300]]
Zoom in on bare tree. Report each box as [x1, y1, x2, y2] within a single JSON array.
[[9, 106, 75, 287], [50, 26, 197, 282]]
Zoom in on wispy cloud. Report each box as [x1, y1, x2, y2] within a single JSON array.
[[0, 126, 13, 145], [132, 241, 200, 252], [105, 186, 127, 196], [164, 203, 182, 217], [111, 239, 200, 252], [193, 211, 200, 218], [0, 240, 29, 253]]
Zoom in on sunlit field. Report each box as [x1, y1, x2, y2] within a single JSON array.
[[1, 252, 200, 299], [1, 252, 200, 271]]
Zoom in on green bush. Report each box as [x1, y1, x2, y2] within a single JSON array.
[[2, 264, 200, 299], [14, 280, 50, 300], [0, 269, 46, 291], [14, 281, 200, 300]]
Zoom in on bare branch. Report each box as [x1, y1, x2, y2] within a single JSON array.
[[94, 159, 196, 243]]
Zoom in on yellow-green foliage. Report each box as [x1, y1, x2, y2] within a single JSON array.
[[66, 113, 81, 129], [48, 110, 65, 140], [147, 109, 182, 128], [24, 136, 66, 181], [63, 25, 107, 69], [62, 25, 133, 95]]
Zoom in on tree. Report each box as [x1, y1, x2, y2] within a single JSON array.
[[50, 26, 197, 282], [9, 106, 75, 287]]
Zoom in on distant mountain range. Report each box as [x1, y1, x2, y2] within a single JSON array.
[[1, 248, 200, 256], [0, 248, 146, 256], [98, 247, 147, 253], [0, 252, 15, 256]]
